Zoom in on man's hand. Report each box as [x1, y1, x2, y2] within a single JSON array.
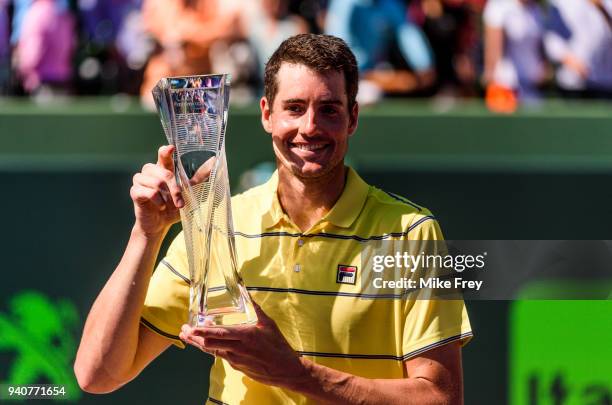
[[179, 302, 309, 390], [180, 302, 464, 405], [130, 145, 184, 236]]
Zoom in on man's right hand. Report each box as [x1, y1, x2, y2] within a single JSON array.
[[130, 145, 184, 236]]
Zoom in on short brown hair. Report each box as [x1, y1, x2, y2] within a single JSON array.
[[264, 34, 359, 110]]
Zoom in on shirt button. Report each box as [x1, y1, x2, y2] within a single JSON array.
[[297, 239, 304, 247], [294, 264, 301, 272]]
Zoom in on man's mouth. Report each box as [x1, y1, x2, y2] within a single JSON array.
[[290, 143, 327, 152]]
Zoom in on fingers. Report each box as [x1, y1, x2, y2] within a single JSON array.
[[180, 325, 254, 348], [190, 324, 247, 340], [179, 325, 251, 359], [189, 156, 216, 186], [133, 160, 184, 209], [155, 146, 184, 207], [179, 326, 222, 356], [130, 183, 166, 208], [199, 337, 243, 353], [157, 145, 175, 171]]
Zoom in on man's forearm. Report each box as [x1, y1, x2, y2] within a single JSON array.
[[290, 358, 459, 405], [74, 226, 166, 390]]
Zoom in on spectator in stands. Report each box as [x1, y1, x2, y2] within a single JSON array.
[[207, 0, 309, 104], [410, 0, 481, 97], [241, 0, 309, 76], [325, 0, 435, 103], [0, 0, 9, 94], [482, 0, 546, 111], [139, 0, 239, 108], [76, 0, 150, 95], [115, 2, 155, 94], [289, 0, 328, 33], [544, 0, 612, 99], [9, 0, 33, 46], [14, 0, 75, 95]]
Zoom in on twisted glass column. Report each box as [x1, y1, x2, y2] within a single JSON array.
[[152, 74, 257, 327]]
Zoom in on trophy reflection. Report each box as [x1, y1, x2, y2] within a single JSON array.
[[152, 74, 257, 327]]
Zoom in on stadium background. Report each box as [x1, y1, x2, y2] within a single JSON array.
[[1, 0, 612, 403], [1, 99, 611, 404]]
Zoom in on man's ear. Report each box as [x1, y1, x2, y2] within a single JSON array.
[[348, 101, 359, 137], [260, 97, 272, 134]]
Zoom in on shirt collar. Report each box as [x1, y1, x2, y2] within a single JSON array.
[[259, 170, 284, 230], [323, 167, 370, 228], [259, 167, 370, 230]]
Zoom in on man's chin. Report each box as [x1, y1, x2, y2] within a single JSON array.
[[288, 162, 342, 180]]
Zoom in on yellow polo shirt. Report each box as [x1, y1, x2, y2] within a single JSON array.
[[141, 167, 472, 405]]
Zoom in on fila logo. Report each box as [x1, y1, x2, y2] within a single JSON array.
[[336, 265, 357, 285]]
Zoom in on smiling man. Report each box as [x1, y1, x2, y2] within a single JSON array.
[[74, 34, 472, 404]]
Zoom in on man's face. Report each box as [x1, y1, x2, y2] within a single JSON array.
[[261, 63, 358, 180]]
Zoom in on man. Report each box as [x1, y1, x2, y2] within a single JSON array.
[[74, 34, 472, 404]]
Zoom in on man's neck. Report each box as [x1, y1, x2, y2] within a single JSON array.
[[277, 165, 347, 232]]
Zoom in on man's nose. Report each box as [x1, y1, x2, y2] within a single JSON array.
[[299, 107, 319, 136]]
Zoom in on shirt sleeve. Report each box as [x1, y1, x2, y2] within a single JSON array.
[[543, 4, 572, 63], [483, 0, 507, 28], [141, 231, 190, 348], [396, 23, 434, 71], [401, 213, 473, 359]]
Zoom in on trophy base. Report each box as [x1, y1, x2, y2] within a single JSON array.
[[189, 285, 258, 327], [192, 309, 258, 327]]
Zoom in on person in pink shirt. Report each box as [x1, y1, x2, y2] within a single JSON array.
[[14, 0, 75, 94]]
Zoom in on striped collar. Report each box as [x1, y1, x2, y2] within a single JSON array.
[[260, 166, 370, 231]]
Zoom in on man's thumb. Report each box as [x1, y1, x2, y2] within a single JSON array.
[[157, 145, 175, 170]]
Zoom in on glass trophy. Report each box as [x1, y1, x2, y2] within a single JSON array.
[[152, 74, 257, 327]]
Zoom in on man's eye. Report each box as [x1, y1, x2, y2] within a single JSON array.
[[322, 106, 338, 115], [286, 105, 303, 113]]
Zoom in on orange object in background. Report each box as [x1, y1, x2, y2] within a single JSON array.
[[486, 83, 517, 114]]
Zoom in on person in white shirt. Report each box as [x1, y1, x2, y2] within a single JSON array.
[[483, 0, 546, 102], [544, 0, 612, 98]]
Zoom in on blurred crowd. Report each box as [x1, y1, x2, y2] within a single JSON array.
[[0, 0, 611, 111]]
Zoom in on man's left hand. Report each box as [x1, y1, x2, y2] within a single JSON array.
[[179, 301, 310, 390]]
